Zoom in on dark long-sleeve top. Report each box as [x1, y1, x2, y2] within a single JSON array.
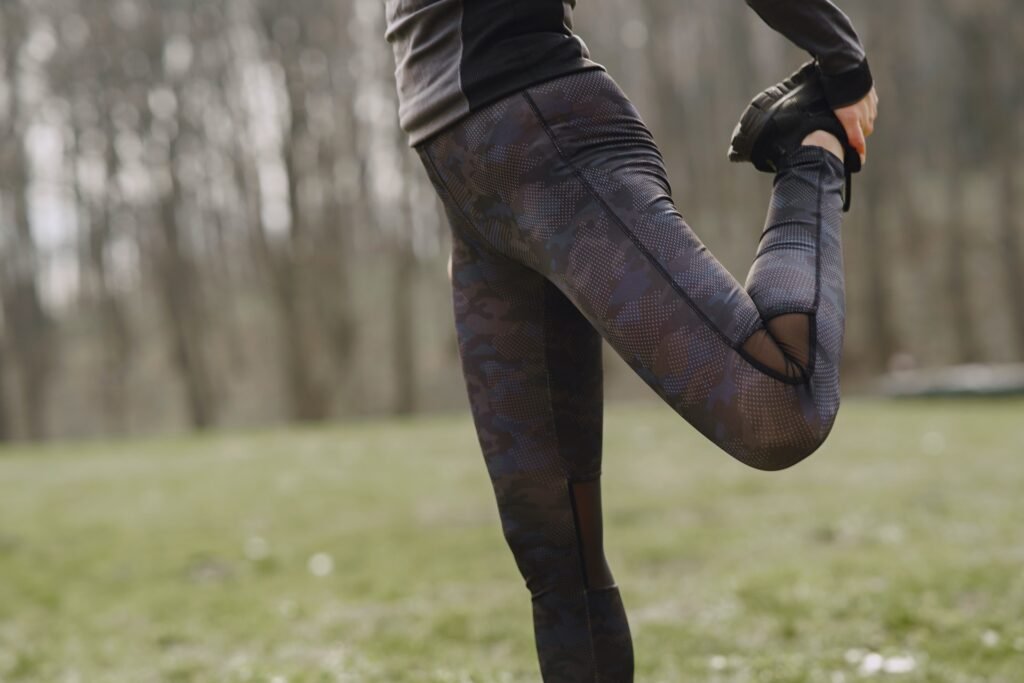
[[745, 0, 872, 107], [385, 0, 873, 146]]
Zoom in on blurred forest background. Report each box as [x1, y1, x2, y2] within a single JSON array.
[[0, 0, 1020, 441]]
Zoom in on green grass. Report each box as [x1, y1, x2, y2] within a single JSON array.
[[1, 399, 1023, 682]]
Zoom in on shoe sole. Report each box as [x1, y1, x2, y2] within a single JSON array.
[[728, 82, 807, 172]]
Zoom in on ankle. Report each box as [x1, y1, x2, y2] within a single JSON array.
[[802, 130, 844, 162]]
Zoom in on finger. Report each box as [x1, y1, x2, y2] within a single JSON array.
[[845, 118, 867, 155], [865, 91, 878, 118], [846, 122, 867, 165], [862, 118, 874, 138]]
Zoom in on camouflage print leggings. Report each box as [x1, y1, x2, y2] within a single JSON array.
[[417, 69, 847, 682]]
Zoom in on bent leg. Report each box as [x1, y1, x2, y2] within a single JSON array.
[[443, 224, 633, 682], [421, 70, 847, 470]]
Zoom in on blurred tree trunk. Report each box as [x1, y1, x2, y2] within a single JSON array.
[[0, 5, 55, 440], [156, 150, 219, 430], [148, 69, 219, 429], [0, 272, 54, 441], [976, 11, 1024, 358], [315, 0, 361, 407], [390, 118, 421, 415], [861, 171, 897, 371], [998, 161, 1024, 358], [316, 160, 358, 405], [858, 8, 896, 371], [0, 340, 10, 440], [250, 7, 332, 422], [959, 9, 1021, 362], [944, 172, 980, 364], [391, 243, 417, 415], [71, 114, 133, 434], [283, 65, 331, 421]]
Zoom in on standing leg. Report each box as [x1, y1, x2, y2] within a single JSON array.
[[447, 223, 633, 682]]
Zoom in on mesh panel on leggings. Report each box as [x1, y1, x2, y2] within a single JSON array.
[[568, 479, 615, 591]]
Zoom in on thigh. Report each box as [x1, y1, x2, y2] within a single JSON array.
[[445, 223, 603, 483], [422, 70, 827, 468]]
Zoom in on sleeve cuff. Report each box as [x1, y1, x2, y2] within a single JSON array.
[[818, 58, 873, 109]]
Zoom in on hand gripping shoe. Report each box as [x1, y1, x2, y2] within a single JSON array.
[[728, 61, 862, 211]]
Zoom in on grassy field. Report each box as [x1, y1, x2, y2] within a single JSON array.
[[1, 399, 1023, 682]]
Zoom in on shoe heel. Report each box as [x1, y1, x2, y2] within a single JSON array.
[[728, 99, 769, 164]]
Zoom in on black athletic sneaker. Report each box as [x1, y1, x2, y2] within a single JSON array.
[[728, 61, 861, 211]]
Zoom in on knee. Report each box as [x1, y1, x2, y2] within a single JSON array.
[[743, 434, 823, 471], [730, 415, 835, 472], [507, 543, 583, 599], [498, 491, 611, 596], [499, 517, 580, 596]]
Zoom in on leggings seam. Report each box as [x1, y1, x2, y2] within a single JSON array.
[[542, 284, 600, 682], [521, 90, 806, 387], [808, 154, 826, 376]]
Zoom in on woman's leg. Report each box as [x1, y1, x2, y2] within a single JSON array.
[[438, 223, 633, 681], [421, 69, 848, 472], [419, 68, 848, 681]]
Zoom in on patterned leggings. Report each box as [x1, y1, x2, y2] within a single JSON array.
[[418, 70, 847, 682]]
